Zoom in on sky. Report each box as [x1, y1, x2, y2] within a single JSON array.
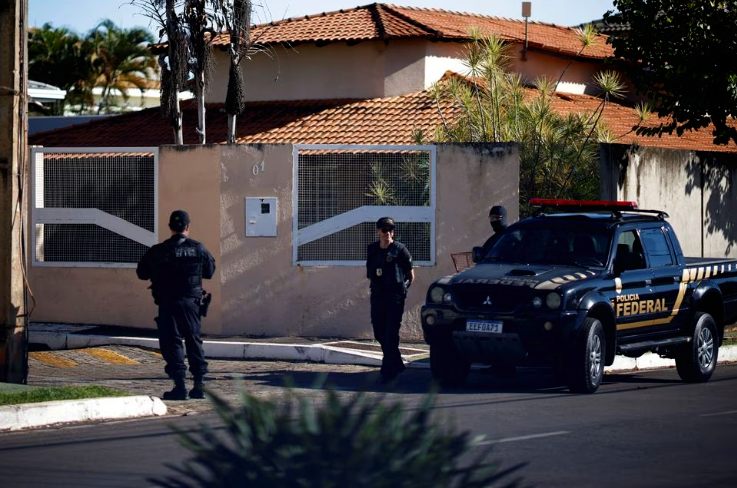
[[29, 0, 618, 36]]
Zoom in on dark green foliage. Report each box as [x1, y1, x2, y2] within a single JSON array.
[[28, 20, 156, 114], [225, 62, 246, 116], [432, 32, 623, 217], [151, 386, 525, 488], [606, 1, 737, 145]]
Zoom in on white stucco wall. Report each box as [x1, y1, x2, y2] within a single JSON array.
[[29, 143, 520, 338], [208, 42, 387, 103], [600, 144, 737, 259]]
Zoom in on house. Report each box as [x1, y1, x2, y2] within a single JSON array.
[[30, 3, 732, 153], [26, 4, 737, 337]]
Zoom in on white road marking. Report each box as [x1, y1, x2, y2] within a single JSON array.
[[699, 410, 737, 417], [476, 430, 570, 446]]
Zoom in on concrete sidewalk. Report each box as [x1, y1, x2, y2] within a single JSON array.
[[1, 322, 735, 433]]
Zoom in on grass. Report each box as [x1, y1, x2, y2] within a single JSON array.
[[0, 386, 130, 406]]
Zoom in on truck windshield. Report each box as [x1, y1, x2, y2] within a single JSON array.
[[483, 225, 612, 268]]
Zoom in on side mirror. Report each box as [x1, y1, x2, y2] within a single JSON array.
[[472, 246, 484, 263]]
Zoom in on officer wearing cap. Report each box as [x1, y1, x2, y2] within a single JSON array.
[[137, 210, 216, 400], [366, 217, 415, 383]]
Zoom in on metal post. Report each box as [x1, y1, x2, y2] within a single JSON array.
[[0, 0, 29, 384]]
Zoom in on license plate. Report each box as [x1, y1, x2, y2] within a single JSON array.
[[466, 319, 503, 333]]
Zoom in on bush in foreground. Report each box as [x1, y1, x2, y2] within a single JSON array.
[[152, 384, 525, 488]]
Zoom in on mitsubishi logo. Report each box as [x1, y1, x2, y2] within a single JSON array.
[[483, 296, 492, 305]]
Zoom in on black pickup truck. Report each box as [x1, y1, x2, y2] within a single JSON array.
[[421, 199, 737, 393]]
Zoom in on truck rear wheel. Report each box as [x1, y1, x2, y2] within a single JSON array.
[[567, 317, 605, 394], [430, 342, 470, 387], [676, 312, 718, 383]]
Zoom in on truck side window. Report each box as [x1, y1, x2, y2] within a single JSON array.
[[615, 230, 645, 271], [640, 227, 674, 267]]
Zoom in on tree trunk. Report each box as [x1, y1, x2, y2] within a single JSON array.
[[227, 114, 236, 144], [196, 71, 206, 144]]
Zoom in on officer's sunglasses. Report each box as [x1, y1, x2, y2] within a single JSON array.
[[380, 227, 394, 233]]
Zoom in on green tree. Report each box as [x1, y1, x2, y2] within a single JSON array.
[[28, 21, 157, 115], [87, 20, 157, 114], [431, 30, 625, 216], [606, 1, 737, 145], [28, 23, 95, 113]]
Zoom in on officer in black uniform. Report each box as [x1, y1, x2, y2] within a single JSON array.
[[137, 210, 216, 400], [480, 205, 508, 257], [366, 217, 415, 383]]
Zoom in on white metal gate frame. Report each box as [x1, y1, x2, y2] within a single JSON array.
[[30, 146, 159, 268], [292, 144, 436, 266]]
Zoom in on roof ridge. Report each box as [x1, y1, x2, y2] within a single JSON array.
[[385, 3, 573, 29], [378, 4, 444, 38]]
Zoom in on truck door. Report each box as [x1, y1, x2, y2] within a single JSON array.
[[605, 229, 657, 340], [642, 226, 687, 335]]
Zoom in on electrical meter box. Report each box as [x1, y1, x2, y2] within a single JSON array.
[[245, 197, 277, 237]]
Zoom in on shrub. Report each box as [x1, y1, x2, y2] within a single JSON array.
[[151, 384, 525, 488]]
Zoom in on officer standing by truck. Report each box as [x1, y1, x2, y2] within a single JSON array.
[[137, 210, 216, 400], [481, 205, 508, 255], [366, 217, 415, 383]]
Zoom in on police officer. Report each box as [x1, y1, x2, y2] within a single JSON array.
[[366, 217, 415, 383], [137, 210, 216, 400], [480, 205, 508, 257]]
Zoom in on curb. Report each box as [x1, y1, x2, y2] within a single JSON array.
[[30, 329, 736, 371], [30, 331, 385, 366], [0, 395, 167, 432]]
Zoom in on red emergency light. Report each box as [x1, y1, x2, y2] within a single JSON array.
[[529, 198, 639, 210]]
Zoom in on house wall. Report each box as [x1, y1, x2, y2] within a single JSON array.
[[207, 39, 614, 104], [217, 143, 518, 338], [600, 144, 737, 259], [28, 145, 224, 332], [29, 143, 519, 339], [384, 40, 427, 97], [208, 42, 387, 103]]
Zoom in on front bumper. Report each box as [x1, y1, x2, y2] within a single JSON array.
[[421, 305, 585, 364]]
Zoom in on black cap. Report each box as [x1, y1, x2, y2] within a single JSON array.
[[376, 217, 395, 229], [169, 210, 190, 231]]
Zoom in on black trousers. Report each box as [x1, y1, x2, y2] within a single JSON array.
[[370, 288, 406, 378], [156, 297, 208, 381]]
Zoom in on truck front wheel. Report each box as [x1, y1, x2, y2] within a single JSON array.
[[430, 342, 470, 387], [676, 312, 718, 383], [567, 317, 606, 394]]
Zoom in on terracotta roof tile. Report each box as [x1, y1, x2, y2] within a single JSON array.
[[207, 3, 611, 60], [29, 85, 735, 154]]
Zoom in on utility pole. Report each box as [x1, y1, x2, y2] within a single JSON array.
[[0, 0, 29, 384]]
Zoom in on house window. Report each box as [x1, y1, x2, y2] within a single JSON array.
[[32, 148, 158, 268], [293, 145, 435, 266]]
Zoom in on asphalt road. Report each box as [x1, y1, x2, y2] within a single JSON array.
[[1, 362, 736, 487]]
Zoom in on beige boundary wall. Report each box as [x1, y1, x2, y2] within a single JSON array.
[[29, 143, 519, 339], [600, 143, 737, 259]]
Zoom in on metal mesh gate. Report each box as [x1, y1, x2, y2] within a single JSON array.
[[31, 147, 158, 268], [293, 145, 435, 266]]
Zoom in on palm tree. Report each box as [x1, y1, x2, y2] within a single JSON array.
[[28, 24, 96, 113], [432, 32, 626, 217], [86, 20, 158, 114]]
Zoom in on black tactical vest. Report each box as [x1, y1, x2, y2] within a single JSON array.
[[158, 237, 204, 298]]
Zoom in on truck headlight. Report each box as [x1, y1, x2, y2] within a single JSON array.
[[546, 292, 561, 309], [429, 286, 445, 304]]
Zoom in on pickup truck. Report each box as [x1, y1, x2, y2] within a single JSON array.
[[421, 199, 737, 393]]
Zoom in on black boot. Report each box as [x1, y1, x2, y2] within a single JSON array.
[[189, 378, 205, 399], [163, 378, 188, 400]]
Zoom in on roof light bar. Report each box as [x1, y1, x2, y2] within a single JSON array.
[[529, 198, 639, 210]]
